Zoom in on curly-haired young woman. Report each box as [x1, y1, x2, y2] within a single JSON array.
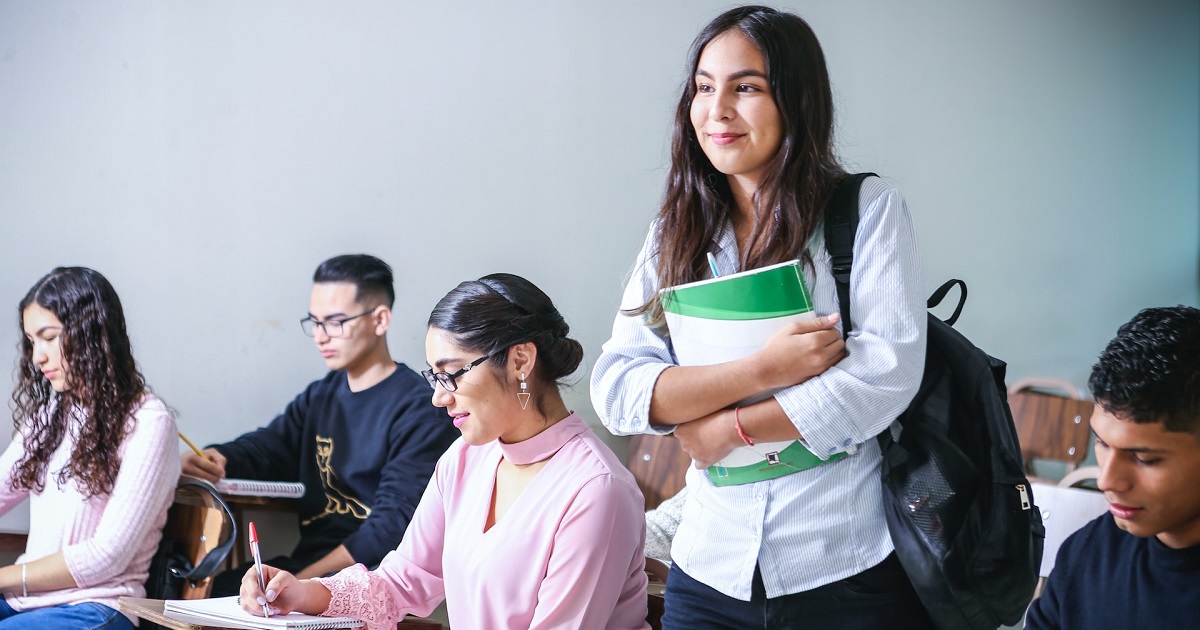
[[0, 267, 180, 629]]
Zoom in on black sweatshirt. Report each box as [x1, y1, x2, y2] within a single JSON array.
[[214, 364, 459, 566]]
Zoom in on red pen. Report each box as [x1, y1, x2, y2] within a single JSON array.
[[248, 522, 270, 619]]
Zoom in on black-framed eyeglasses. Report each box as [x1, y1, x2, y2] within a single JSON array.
[[421, 352, 499, 392], [300, 309, 375, 338]]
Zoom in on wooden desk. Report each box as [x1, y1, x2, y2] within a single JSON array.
[[0, 532, 27, 553], [0, 504, 30, 554], [118, 597, 444, 629]]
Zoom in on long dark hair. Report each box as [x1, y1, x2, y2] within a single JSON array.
[[428, 273, 584, 416], [634, 5, 845, 321], [11, 267, 147, 497]]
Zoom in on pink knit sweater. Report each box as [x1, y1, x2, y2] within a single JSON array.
[[0, 395, 181, 623]]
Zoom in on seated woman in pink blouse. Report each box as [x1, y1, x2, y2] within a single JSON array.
[[0, 267, 180, 629], [242, 273, 649, 630]]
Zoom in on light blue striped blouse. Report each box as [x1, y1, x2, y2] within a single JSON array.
[[590, 176, 927, 601]]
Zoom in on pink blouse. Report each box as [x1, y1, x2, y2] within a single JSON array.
[[316, 412, 649, 629]]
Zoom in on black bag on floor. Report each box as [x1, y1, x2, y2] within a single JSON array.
[[825, 173, 1045, 630]]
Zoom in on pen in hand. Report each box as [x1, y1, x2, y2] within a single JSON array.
[[249, 522, 271, 619], [178, 431, 214, 462]]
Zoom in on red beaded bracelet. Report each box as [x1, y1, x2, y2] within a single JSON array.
[[734, 407, 755, 446]]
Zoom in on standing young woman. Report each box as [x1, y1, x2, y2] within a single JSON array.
[[241, 274, 649, 630], [0, 267, 180, 629], [591, 6, 931, 629]]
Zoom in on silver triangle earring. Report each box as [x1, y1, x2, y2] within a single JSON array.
[[517, 372, 531, 410]]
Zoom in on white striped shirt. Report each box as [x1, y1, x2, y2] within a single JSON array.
[[590, 176, 927, 600]]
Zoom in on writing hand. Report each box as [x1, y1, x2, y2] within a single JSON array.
[[239, 564, 293, 617], [240, 565, 332, 617], [180, 448, 226, 482]]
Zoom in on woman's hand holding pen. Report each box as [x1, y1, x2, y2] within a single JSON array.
[[180, 447, 227, 482], [239, 564, 331, 618], [746, 313, 846, 390]]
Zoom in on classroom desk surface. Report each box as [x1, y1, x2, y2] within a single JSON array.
[[118, 597, 445, 629], [0, 533, 26, 553], [0, 501, 30, 553]]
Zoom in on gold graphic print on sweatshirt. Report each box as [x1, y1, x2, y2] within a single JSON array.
[[300, 435, 372, 526]]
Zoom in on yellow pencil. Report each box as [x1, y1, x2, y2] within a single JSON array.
[[178, 431, 213, 462]]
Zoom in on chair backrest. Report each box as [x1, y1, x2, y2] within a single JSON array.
[[1031, 482, 1109, 580], [626, 434, 690, 511], [154, 477, 237, 599], [1008, 379, 1094, 475]]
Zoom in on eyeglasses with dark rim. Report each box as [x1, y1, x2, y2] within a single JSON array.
[[300, 309, 375, 338], [421, 351, 499, 392]]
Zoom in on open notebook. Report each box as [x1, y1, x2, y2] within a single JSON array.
[[164, 596, 363, 629]]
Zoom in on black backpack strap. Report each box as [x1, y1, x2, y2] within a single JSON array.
[[927, 278, 967, 326], [173, 479, 237, 582], [824, 172, 875, 338]]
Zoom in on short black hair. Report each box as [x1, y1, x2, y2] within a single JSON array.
[[312, 254, 395, 308], [1088, 305, 1200, 434]]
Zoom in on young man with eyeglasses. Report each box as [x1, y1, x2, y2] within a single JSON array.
[[181, 254, 459, 596]]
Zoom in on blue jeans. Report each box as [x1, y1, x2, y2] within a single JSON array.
[[0, 598, 134, 630], [661, 553, 932, 630]]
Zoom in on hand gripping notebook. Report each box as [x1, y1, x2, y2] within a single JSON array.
[[164, 596, 363, 629], [660, 259, 846, 486]]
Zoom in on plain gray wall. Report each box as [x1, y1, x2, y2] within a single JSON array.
[[1, 0, 1197, 466]]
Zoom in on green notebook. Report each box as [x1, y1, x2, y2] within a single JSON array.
[[661, 260, 846, 486]]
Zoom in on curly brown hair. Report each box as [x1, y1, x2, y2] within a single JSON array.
[[11, 267, 147, 498]]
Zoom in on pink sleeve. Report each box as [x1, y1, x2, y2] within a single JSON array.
[[529, 475, 649, 630], [62, 400, 181, 586], [317, 458, 451, 627], [314, 564, 404, 630], [0, 434, 30, 515]]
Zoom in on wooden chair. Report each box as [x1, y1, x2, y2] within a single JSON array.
[[1007, 378, 1094, 481], [626, 433, 691, 511], [157, 478, 238, 600], [626, 434, 691, 630]]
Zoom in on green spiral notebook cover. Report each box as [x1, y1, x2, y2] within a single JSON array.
[[661, 260, 845, 486]]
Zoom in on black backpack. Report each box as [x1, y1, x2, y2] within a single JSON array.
[[825, 173, 1045, 630], [145, 479, 237, 601]]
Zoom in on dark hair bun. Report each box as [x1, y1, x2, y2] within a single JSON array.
[[428, 273, 583, 383]]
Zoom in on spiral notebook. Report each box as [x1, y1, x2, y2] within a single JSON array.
[[164, 596, 364, 629], [214, 478, 306, 499], [661, 259, 846, 486]]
